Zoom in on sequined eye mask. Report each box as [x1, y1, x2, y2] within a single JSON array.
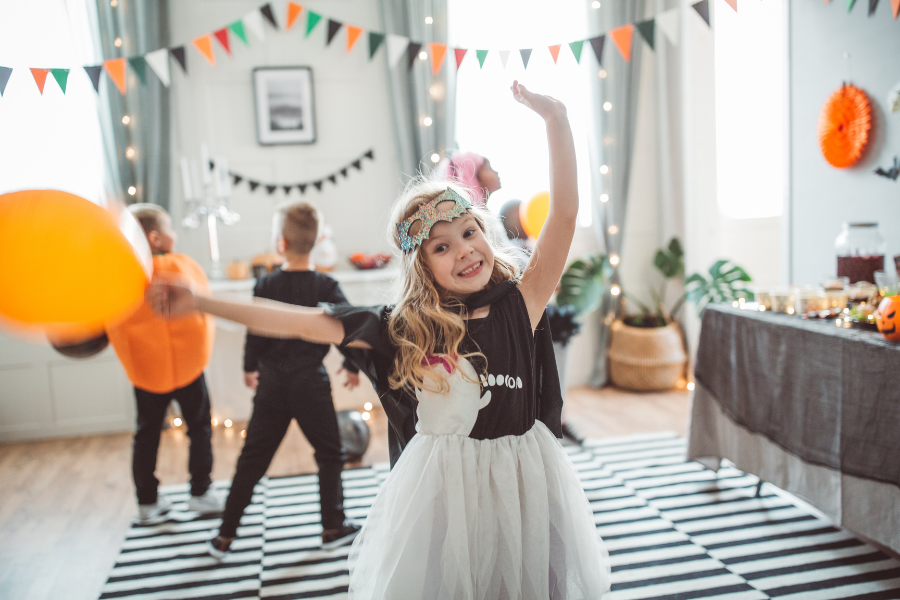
[[397, 188, 473, 254]]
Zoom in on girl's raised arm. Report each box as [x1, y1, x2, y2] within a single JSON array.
[[146, 279, 370, 348], [511, 81, 579, 330]]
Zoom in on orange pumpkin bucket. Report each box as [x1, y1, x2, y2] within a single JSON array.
[[876, 295, 900, 342]]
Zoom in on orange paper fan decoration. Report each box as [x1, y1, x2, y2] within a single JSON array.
[[818, 84, 871, 168]]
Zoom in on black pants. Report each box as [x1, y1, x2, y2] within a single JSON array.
[[219, 365, 347, 538], [133, 374, 213, 505]]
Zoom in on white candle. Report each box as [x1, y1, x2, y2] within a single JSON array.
[[200, 143, 211, 185], [180, 156, 194, 199]]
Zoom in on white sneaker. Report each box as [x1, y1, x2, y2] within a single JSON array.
[[188, 489, 225, 514], [138, 495, 172, 523]]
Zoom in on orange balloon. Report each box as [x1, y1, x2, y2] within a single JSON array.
[[0, 190, 152, 342], [520, 191, 551, 239]]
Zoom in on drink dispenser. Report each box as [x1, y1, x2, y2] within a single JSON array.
[[835, 222, 885, 284]]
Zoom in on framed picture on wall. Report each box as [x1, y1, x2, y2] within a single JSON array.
[[252, 67, 316, 145]]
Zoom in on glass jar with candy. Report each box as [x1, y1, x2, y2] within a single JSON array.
[[835, 222, 885, 284]]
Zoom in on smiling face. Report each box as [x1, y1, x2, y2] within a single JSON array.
[[421, 212, 494, 297]]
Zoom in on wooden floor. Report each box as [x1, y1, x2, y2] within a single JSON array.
[[0, 386, 690, 600]]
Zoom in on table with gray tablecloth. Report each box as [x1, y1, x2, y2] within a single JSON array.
[[688, 303, 900, 554]]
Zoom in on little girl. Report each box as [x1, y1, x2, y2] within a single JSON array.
[[148, 81, 611, 599]]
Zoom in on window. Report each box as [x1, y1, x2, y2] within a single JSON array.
[[0, 0, 106, 203], [450, 0, 594, 226], [714, 0, 785, 219]]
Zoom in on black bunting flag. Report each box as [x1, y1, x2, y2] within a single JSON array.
[[0, 66, 11, 96], [327, 20, 343, 46], [170, 46, 187, 73], [313, 181, 323, 191], [260, 3, 278, 29], [519, 49, 533, 69], [266, 185, 277, 194], [364, 149, 374, 160], [407, 42, 422, 70], [299, 184, 308, 194], [84, 65, 103, 92], [249, 181, 260, 191], [340, 168, 348, 178], [232, 175, 243, 185], [589, 36, 605, 65], [692, 0, 710, 26], [283, 185, 293, 194], [368, 32, 385, 59], [352, 160, 362, 170]]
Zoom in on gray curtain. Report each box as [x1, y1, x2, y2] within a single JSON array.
[[93, 0, 170, 208], [380, 0, 455, 178], [586, 0, 646, 387]]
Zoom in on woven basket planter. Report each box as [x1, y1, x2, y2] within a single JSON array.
[[608, 320, 687, 392]]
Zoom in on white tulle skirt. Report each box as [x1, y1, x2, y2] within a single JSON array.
[[348, 421, 611, 599]]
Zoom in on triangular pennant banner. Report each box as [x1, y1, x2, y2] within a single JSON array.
[[498, 50, 510, 69], [103, 58, 127, 94], [609, 24, 634, 61], [283, 185, 292, 195], [847, 0, 857, 11], [352, 159, 362, 170], [84, 65, 102, 92], [232, 174, 243, 185], [286, 2, 303, 29], [260, 3, 279, 29], [724, 0, 738, 11], [328, 174, 337, 185], [635, 19, 655, 50], [893, 0, 900, 18], [340, 167, 348, 178], [476, 49, 489, 68], [306, 11, 322, 36], [193, 34, 216, 66], [387, 34, 409, 67], [431, 43, 447, 74], [346, 25, 363, 52], [589, 36, 605, 65], [144, 48, 170, 86], [407, 42, 422, 70], [519, 48, 532, 69], [368, 32, 385, 59], [548, 45, 561, 64], [249, 180, 260, 191], [214, 28, 232, 55], [51, 68, 69, 94], [0, 66, 12, 96], [655, 8, 680, 46], [30, 68, 49, 94], [170, 46, 187, 73], [692, 0, 711, 26], [299, 183, 308, 194], [568, 40, 584, 63], [868, 0, 880, 14], [128, 56, 147, 84], [229, 20, 249, 46], [266, 185, 277, 194], [364, 149, 374, 160], [313, 181, 323, 191], [326, 20, 342, 46], [243, 11, 266, 42], [455, 48, 468, 69]]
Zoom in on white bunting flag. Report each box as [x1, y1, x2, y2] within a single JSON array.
[[243, 10, 267, 42], [387, 34, 409, 68], [656, 7, 680, 46], [144, 48, 170, 86], [498, 50, 510, 69]]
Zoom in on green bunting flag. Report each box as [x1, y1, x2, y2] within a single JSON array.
[[128, 56, 147, 84], [568, 40, 584, 63], [847, 0, 857, 11], [306, 11, 322, 37], [229, 20, 248, 46], [0, 66, 11, 96], [476, 49, 489, 68], [368, 32, 385, 59], [635, 19, 655, 50], [50, 68, 69, 93]]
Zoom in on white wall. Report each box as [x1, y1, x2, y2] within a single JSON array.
[[168, 0, 403, 271], [789, 1, 900, 285]]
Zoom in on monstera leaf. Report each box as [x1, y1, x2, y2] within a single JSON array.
[[653, 238, 684, 280], [557, 254, 612, 316], [685, 259, 754, 311]]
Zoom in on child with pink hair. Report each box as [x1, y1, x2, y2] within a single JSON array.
[[433, 150, 501, 207]]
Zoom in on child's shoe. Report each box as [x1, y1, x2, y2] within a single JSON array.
[[206, 535, 233, 560], [137, 495, 172, 523], [189, 489, 225, 514], [321, 521, 362, 550]]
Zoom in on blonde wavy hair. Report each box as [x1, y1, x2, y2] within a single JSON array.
[[386, 178, 521, 393]]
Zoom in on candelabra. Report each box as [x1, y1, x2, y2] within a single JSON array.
[[180, 145, 240, 280]]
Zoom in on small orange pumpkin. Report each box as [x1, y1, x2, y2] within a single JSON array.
[[875, 295, 900, 342]]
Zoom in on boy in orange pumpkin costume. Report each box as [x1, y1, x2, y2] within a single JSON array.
[[106, 204, 223, 522]]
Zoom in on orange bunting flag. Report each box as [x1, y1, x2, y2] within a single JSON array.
[[286, 2, 304, 29], [30, 68, 49, 94], [610, 24, 634, 62], [548, 44, 561, 64], [724, 0, 738, 11], [346, 25, 363, 52], [103, 58, 127, 94], [193, 34, 216, 66], [892, 0, 900, 18], [430, 43, 447, 75]]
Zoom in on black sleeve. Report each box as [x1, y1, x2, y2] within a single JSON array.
[[243, 279, 272, 372], [321, 280, 360, 374]]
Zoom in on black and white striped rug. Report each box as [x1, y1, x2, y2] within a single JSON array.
[[101, 432, 900, 599]]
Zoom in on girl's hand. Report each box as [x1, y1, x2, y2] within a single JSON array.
[[511, 80, 566, 121], [146, 275, 198, 318]]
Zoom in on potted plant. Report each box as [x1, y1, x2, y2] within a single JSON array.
[[609, 239, 754, 392]]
